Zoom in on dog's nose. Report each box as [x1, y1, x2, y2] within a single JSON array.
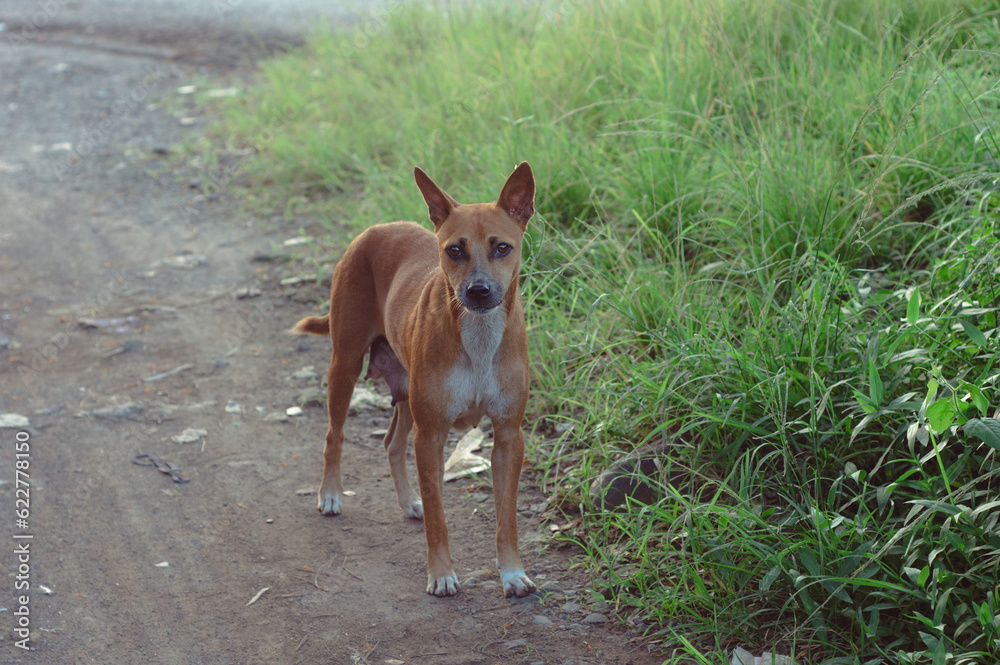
[[466, 282, 492, 300]]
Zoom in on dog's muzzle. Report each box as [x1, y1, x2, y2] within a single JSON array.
[[460, 276, 503, 313]]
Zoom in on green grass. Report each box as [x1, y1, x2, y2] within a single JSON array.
[[218, 0, 1000, 662]]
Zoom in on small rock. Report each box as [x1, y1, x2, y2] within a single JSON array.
[[540, 580, 563, 593], [731, 648, 754, 665], [296, 338, 311, 353], [177, 85, 196, 94], [298, 388, 326, 408], [225, 401, 243, 414], [251, 250, 291, 263], [582, 612, 607, 624], [531, 614, 552, 626], [286, 406, 303, 417], [162, 255, 206, 269], [234, 287, 262, 300], [91, 402, 143, 421], [560, 601, 581, 613], [264, 412, 289, 423], [0, 413, 30, 429], [290, 366, 317, 381], [0, 335, 11, 349], [502, 638, 529, 650], [152, 145, 170, 156], [179, 117, 197, 126], [171, 428, 208, 444], [590, 453, 663, 509]]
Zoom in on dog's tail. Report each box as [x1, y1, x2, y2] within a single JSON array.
[[290, 315, 330, 336]]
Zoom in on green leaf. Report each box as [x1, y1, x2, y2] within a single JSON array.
[[760, 565, 781, 592], [964, 383, 990, 415], [932, 632, 948, 665], [979, 601, 993, 627], [799, 550, 822, 577], [964, 418, 1000, 452], [916, 565, 930, 588], [868, 359, 884, 406], [960, 319, 988, 348], [907, 287, 920, 326], [926, 398, 957, 434]]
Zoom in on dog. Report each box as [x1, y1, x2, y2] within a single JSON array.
[[291, 162, 537, 598]]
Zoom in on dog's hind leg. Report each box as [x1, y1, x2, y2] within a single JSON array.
[[383, 402, 422, 519], [318, 347, 365, 515]]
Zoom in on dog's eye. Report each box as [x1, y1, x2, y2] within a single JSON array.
[[495, 243, 512, 256], [446, 245, 463, 259]]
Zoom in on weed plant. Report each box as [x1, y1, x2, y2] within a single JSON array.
[[221, 1, 1000, 662]]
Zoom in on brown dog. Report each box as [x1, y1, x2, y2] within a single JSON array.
[[292, 163, 537, 598]]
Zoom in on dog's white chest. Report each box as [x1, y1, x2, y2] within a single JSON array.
[[445, 309, 507, 422]]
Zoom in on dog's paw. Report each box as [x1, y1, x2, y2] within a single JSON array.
[[501, 569, 537, 598], [404, 500, 424, 520], [317, 492, 342, 516], [426, 572, 460, 597]]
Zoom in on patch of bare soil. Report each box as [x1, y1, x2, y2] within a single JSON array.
[[0, 16, 663, 665]]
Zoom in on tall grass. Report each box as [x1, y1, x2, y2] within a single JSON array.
[[220, 1, 1000, 661]]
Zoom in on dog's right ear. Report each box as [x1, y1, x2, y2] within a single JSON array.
[[414, 167, 459, 228]]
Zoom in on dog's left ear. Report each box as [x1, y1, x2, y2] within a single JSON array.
[[496, 162, 534, 229]]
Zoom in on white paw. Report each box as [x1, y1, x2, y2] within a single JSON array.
[[501, 569, 536, 598], [404, 500, 424, 520], [426, 572, 460, 597], [317, 492, 342, 516]]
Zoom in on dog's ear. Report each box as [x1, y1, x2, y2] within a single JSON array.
[[414, 167, 459, 228], [496, 162, 534, 228]]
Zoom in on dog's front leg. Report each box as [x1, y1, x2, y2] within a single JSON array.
[[491, 418, 536, 598], [413, 420, 459, 596]]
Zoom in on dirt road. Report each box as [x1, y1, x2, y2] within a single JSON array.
[[0, 5, 662, 665]]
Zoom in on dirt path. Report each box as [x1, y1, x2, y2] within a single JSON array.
[[0, 9, 662, 665]]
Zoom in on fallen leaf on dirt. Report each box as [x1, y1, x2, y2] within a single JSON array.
[[349, 387, 392, 411], [246, 587, 269, 606], [444, 428, 491, 481]]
